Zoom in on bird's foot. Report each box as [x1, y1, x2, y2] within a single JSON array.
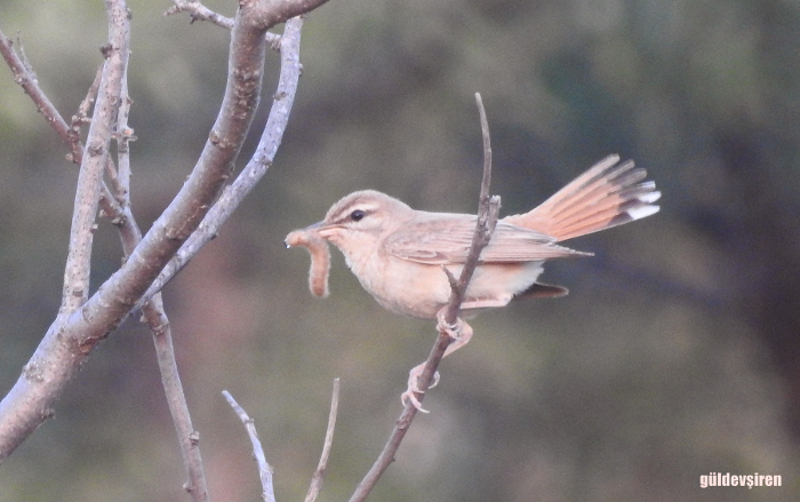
[[436, 309, 470, 343], [400, 362, 441, 413]]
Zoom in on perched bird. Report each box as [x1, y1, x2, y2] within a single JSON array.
[[287, 155, 660, 408]]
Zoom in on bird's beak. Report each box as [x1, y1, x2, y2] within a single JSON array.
[[303, 221, 324, 232], [305, 220, 342, 240]]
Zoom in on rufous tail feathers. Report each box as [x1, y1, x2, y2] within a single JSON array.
[[504, 155, 661, 241]]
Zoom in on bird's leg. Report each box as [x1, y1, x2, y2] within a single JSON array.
[[401, 309, 474, 412]]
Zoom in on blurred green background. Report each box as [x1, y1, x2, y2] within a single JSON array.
[[1, 0, 799, 500]]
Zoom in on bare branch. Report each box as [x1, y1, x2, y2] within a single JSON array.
[[139, 19, 303, 487], [114, 73, 134, 200], [348, 93, 501, 502], [304, 378, 340, 502], [124, 21, 304, 498], [69, 68, 103, 162], [79, 24, 212, 501], [146, 300, 210, 502], [115, 47, 209, 502], [0, 0, 133, 461], [75, 68, 102, 125], [0, 30, 84, 163], [60, 1, 130, 315], [165, 0, 234, 29], [1, 15, 206, 496], [0, 22, 146, 265], [0, 1, 322, 461], [140, 16, 305, 302], [223, 391, 276, 502], [0, 27, 133, 233], [165, 1, 282, 47]]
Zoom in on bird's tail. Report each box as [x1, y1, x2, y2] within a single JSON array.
[[504, 155, 661, 241]]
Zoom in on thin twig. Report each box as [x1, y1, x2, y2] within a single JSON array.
[[348, 92, 501, 502], [114, 69, 133, 200], [60, 0, 130, 316], [165, 0, 281, 47], [69, 67, 103, 161], [146, 302, 210, 502], [0, 28, 130, 228], [0, 30, 83, 163], [304, 378, 341, 502], [223, 391, 276, 502], [443, 92, 500, 324], [165, 0, 233, 29]]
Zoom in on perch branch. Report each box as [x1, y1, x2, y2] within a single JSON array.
[[348, 93, 501, 502]]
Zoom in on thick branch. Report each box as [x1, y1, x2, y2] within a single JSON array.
[[141, 15, 304, 300], [0, 1, 321, 462], [140, 16, 304, 501]]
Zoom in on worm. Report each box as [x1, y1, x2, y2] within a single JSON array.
[[285, 229, 331, 298]]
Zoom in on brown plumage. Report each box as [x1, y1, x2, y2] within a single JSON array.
[[286, 154, 661, 410], [287, 154, 660, 319]]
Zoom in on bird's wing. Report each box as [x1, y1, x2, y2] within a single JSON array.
[[383, 214, 588, 265]]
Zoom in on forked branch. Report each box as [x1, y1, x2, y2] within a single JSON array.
[[223, 378, 341, 502], [140, 15, 306, 301], [0, 1, 326, 465]]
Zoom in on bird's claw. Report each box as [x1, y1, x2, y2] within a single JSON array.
[[436, 309, 467, 342], [401, 364, 441, 413], [400, 388, 428, 413]]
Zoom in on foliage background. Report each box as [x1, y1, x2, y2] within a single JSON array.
[[1, 0, 799, 500]]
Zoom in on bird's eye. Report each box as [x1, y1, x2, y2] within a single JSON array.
[[350, 209, 366, 222]]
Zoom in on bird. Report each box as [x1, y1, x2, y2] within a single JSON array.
[[286, 154, 660, 408]]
